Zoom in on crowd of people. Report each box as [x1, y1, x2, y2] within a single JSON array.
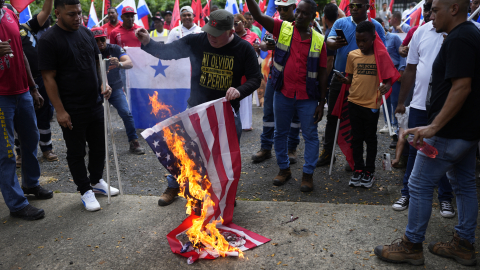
[[1, 0, 480, 266]]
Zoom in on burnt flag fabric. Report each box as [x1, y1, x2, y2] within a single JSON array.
[[141, 98, 270, 262]]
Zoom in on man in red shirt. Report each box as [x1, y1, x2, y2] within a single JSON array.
[[0, 3, 52, 221], [246, 0, 328, 192], [102, 7, 122, 37], [109, 6, 142, 48], [163, 11, 172, 30]]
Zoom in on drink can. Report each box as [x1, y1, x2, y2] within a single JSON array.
[[383, 153, 391, 171]]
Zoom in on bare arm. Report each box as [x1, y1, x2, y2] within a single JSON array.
[[42, 70, 72, 130], [314, 67, 328, 124], [245, 0, 274, 33], [37, 0, 54, 27], [339, 74, 353, 84], [24, 52, 44, 109], [338, 7, 345, 18], [395, 63, 417, 114], [326, 55, 334, 76], [399, 44, 409, 58], [406, 77, 472, 148], [119, 55, 133, 69], [326, 37, 348, 51]]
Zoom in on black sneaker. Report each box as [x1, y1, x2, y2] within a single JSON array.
[[440, 201, 456, 218], [390, 134, 398, 149], [22, 185, 53, 199], [360, 171, 375, 188], [392, 196, 409, 211], [349, 170, 363, 187], [10, 204, 45, 220]]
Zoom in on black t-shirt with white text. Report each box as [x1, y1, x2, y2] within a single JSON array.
[[38, 25, 101, 112], [141, 32, 262, 111], [427, 21, 480, 140]]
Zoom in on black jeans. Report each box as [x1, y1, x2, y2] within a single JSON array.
[[323, 75, 343, 151], [348, 102, 379, 173], [61, 104, 105, 194]]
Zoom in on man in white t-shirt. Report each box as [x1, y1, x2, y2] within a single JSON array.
[[391, 21, 454, 216], [166, 6, 202, 44], [378, 3, 391, 28]]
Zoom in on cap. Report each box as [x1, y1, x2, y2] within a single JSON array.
[[152, 16, 164, 22], [201, 10, 234, 37], [121, 6, 136, 15], [180, 6, 194, 14], [275, 0, 297, 7], [164, 11, 173, 15], [91, 27, 107, 38], [410, 2, 416, 6], [3, 4, 18, 14]]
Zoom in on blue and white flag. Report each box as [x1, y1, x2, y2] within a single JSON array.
[[19, 5, 31, 24], [87, 0, 99, 29], [126, 47, 191, 129], [137, 0, 151, 21], [402, 0, 424, 24], [116, 0, 144, 27], [225, 0, 239, 15], [238, 0, 244, 12]]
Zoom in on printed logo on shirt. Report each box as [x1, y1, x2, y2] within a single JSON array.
[[199, 52, 234, 91], [5, 12, 13, 23], [356, 63, 377, 76], [20, 29, 27, 36]]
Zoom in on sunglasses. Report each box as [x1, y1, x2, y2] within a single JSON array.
[[348, 3, 369, 9], [234, 21, 242, 26], [96, 37, 106, 42], [276, 6, 291, 12]]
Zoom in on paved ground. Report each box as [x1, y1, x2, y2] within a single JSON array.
[[3, 105, 480, 269]]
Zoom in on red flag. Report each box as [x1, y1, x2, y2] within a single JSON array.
[[202, 0, 210, 18], [368, 0, 376, 20], [172, 0, 181, 28], [9, 0, 34, 13], [243, 2, 249, 13], [388, 0, 394, 12], [339, 0, 351, 17], [259, 0, 266, 12], [104, 0, 111, 15], [196, 0, 204, 26], [408, 8, 422, 26]]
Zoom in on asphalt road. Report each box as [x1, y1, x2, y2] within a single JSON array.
[[36, 105, 479, 207]]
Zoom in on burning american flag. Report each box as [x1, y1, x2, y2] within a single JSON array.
[[141, 98, 270, 263]]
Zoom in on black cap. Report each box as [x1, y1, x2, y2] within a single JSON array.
[[202, 10, 234, 37], [164, 11, 173, 15], [152, 16, 164, 22]]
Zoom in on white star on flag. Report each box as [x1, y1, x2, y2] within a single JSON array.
[[156, 152, 161, 158], [153, 140, 159, 148]]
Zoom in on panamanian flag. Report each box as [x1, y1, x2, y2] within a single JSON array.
[[126, 47, 190, 129], [141, 98, 270, 263]]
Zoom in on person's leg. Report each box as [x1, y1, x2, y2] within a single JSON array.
[[348, 102, 366, 171], [260, 79, 275, 150], [287, 111, 300, 151], [35, 78, 54, 153], [405, 137, 453, 243], [108, 87, 138, 142], [296, 99, 319, 174], [120, 69, 127, 93], [437, 175, 454, 203], [390, 81, 400, 129], [0, 95, 29, 212], [323, 77, 342, 152], [273, 91, 296, 170], [364, 108, 380, 173], [85, 105, 105, 186], [14, 92, 41, 189], [61, 111, 91, 195], [234, 110, 242, 144]]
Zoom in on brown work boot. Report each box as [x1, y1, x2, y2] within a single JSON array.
[[43, 150, 59, 161], [129, 139, 145, 155], [288, 149, 297, 164], [273, 168, 291, 186], [158, 187, 180, 206], [374, 234, 425, 265], [300, 172, 313, 192], [428, 232, 477, 266], [251, 148, 272, 163], [16, 154, 21, 168]]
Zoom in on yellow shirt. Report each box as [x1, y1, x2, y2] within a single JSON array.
[[345, 49, 381, 109]]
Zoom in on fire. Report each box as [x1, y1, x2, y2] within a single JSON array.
[[162, 126, 243, 258], [148, 91, 172, 118]]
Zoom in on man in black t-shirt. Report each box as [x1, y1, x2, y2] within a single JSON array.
[[38, 0, 119, 213], [375, 0, 480, 266], [91, 27, 145, 155], [17, 0, 57, 164], [135, 9, 261, 207]]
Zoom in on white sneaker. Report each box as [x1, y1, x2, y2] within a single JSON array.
[[379, 125, 389, 133], [81, 190, 101, 211], [392, 196, 409, 211], [440, 201, 456, 218], [92, 179, 120, 196]]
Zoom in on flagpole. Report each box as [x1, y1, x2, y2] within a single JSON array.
[[99, 54, 112, 204], [468, 7, 480, 21], [328, 119, 341, 176], [106, 86, 124, 196], [400, 0, 424, 26], [102, 0, 105, 26], [382, 94, 394, 136]]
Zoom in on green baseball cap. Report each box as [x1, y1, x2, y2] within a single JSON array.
[[202, 10, 234, 37]]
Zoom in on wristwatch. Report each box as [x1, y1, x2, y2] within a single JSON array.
[[119, 62, 124, 68], [30, 84, 39, 90]]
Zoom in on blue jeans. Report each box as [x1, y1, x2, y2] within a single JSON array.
[[382, 81, 400, 129], [405, 136, 479, 243], [108, 87, 138, 142], [273, 91, 319, 174], [401, 108, 453, 201], [0, 92, 41, 211], [260, 79, 300, 151], [168, 109, 242, 189]]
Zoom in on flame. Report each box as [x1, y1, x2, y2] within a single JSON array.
[[162, 126, 243, 258], [148, 91, 172, 118]]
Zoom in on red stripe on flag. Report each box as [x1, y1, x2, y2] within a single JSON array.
[[166, 215, 199, 259], [10, 0, 34, 13]]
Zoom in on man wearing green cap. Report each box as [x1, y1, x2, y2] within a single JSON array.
[[135, 9, 262, 207]]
